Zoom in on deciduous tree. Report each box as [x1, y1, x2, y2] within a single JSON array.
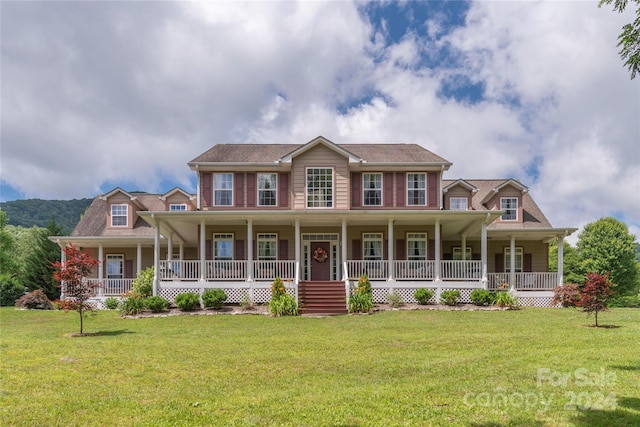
[[52, 245, 100, 335], [578, 272, 614, 327], [22, 220, 63, 300], [599, 0, 640, 79]]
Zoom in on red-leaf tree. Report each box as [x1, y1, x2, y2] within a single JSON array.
[[577, 272, 614, 327], [52, 244, 100, 334]]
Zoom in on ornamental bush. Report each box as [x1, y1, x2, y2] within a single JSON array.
[[386, 292, 405, 308], [552, 284, 580, 308], [174, 292, 200, 311], [202, 289, 227, 309], [494, 291, 519, 309], [132, 267, 154, 297], [269, 277, 297, 316], [118, 292, 146, 316], [104, 297, 120, 310], [440, 290, 460, 306], [470, 289, 494, 306], [349, 274, 373, 313], [414, 288, 434, 305], [145, 296, 169, 313], [0, 274, 25, 307], [15, 289, 53, 310]]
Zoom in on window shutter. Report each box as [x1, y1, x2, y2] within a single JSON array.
[[524, 253, 532, 272], [352, 239, 362, 260], [235, 173, 244, 207], [495, 253, 504, 273], [396, 173, 405, 207], [202, 173, 212, 207], [205, 240, 212, 260], [428, 172, 438, 207], [278, 240, 288, 260], [279, 173, 289, 208], [235, 240, 245, 260], [351, 173, 361, 207], [472, 253, 480, 261], [383, 239, 388, 260], [125, 260, 133, 279], [428, 239, 435, 260], [396, 239, 406, 260], [246, 174, 256, 208], [384, 173, 393, 207]]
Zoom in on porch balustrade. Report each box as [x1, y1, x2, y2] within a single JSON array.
[[253, 260, 296, 281], [393, 260, 436, 280], [85, 278, 134, 296], [487, 272, 557, 291], [440, 260, 482, 280], [346, 260, 389, 280]]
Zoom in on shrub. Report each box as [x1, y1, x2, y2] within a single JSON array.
[[414, 288, 434, 305], [349, 274, 373, 313], [52, 299, 79, 311], [15, 289, 53, 310], [104, 297, 120, 310], [440, 290, 460, 306], [386, 292, 405, 308], [494, 291, 519, 309], [609, 294, 640, 308], [269, 277, 297, 316], [240, 292, 254, 310], [119, 292, 146, 316], [174, 292, 200, 311], [552, 284, 580, 307], [202, 289, 227, 309], [0, 274, 25, 307], [470, 289, 494, 306], [132, 267, 154, 297], [144, 296, 169, 313]]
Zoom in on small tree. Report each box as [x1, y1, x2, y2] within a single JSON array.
[[52, 244, 100, 335], [578, 272, 614, 327]]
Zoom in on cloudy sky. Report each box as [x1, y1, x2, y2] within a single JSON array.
[[1, 1, 639, 243]]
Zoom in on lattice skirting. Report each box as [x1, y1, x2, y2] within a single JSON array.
[[516, 296, 555, 308], [159, 286, 294, 305]]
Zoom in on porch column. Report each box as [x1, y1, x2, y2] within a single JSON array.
[[167, 233, 173, 262], [341, 219, 347, 275], [387, 218, 394, 281], [153, 220, 160, 296], [510, 236, 516, 291], [199, 220, 206, 281], [179, 243, 184, 261], [60, 243, 66, 299], [247, 219, 253, 281], [481, 221, 488, 289], [434, 219, 441, 281], [98, 244, 104, 296], [461, 235, 467, 260], [557, 234, 565, 286], [136, 243, 142, 276], [295, 219, 301, 265]]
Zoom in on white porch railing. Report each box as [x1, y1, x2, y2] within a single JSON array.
[[85, 278, 134, 296], [487, 272, 557, 291], [253, 260, 296, 281], [205, 260, 247, 280], [440, 260, 482, 280], [159, 260, 200, 280], [346, 260, 388, 280], [393, 260, 436, 280]]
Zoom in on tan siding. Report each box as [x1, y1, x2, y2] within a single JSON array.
[[444, 187, 472, 210], [488, 187, 523, 222], [487, 241, 549, 272], [291, 145, 349, 209], [165, 193, 194, 211], [106, 194, 134, 229]]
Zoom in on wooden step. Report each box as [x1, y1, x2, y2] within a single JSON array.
[[299, 281, 348, 315]]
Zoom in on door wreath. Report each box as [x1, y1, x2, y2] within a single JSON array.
[[313, 247, 328, 263]]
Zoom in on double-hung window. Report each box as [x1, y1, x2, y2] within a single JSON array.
[[213, 234, 234, 260], [306, 168, 333, 208], [363, 233, 383, 260], [504, 247, 523, 272], [407, 233, 427, 260], [111, 204, 128, 227], [407, 173, 426, 206], [106, 254, 124, 279], [257, 233, 278, 260], [258, 173, 277, 206], [501, 197, 518, 221], [450, 197, 468, 211], [362, 173, 382, 206], [213, 173, 233, 206], [453, 247, 472, 260]]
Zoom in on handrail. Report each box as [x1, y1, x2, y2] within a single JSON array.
[[343, 261, 350, 310]]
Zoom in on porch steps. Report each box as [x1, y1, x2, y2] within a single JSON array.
[[298, 281, 348, 315]]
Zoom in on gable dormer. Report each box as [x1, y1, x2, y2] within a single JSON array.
[[160, 187, 196, 211], [443, 179, 478, 210], [101, 188, 146, 229], [480, 179, 529, 222]]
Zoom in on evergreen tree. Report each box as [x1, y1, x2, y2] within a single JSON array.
[[22, 220, 63, 300]]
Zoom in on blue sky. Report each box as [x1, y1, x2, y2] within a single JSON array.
[[1, 1, 638, 242]]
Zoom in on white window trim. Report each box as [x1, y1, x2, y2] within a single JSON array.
[[406, 173, 427, 206], [306, 167, 334, 209], [106, 254, 124, 279], [505, 247, 523, 272], [500, 197, 518, 221], [450, 197, 468, 211], [169, 204, 187, 211], [362, 173, 383, 207], [257, 233, 278, 260], [406, 232, 428, 260], [257, 173, 278, 207], [363, 232, 383, 260], [111, 204, 128, 227], [213, 233, 234, 260], [452, 247, 472, 260], [213, 173, 234, 207]]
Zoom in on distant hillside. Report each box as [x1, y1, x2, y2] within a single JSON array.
[[0, 198, 93, 234]]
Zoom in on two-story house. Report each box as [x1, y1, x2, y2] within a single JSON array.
[[52, 136, 576, 313]]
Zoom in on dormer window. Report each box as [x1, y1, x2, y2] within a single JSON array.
[[170, 204, 187, 211], [501, 197, 518, 221], [450, 197, 468, 211], [111, 204, 128, 227]]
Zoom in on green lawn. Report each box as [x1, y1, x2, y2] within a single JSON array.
[[1, 307, 639, 426]]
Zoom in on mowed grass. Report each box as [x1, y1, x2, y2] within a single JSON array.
[[1, 307, 639, 426]]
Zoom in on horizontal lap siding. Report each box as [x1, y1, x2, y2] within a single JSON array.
[[292, 145, 349, 209]]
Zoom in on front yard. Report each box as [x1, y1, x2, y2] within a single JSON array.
[[1, 307, 639, 426]]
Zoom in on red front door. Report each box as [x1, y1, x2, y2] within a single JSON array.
[[310, 242, 331, 281]]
